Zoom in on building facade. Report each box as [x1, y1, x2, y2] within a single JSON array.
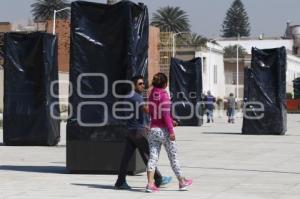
[[223, 56, 250, 99], [217, 37, 294, 54], [159, 33, 226, 98], [217, 37, 300, 98], [284, 22, 300, 57], [195, 43, 226, 98]]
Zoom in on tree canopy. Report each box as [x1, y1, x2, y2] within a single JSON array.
[[221, 0, 251, 37]]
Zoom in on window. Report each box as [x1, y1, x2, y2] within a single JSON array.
[[214, 65, 218, 84]]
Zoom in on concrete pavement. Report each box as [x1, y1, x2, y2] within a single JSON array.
[[1, 113, 300, 199]]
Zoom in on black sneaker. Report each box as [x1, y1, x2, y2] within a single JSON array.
[[115, 181, 132, 190]]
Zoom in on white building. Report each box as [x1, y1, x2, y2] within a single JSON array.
[[195, 42, 225, 98], [287, 54, 300, 92], [217, 37, 300, 97], [217, 37, 294, 54]]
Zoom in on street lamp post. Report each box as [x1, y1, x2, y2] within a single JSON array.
[[172, 32, 190, 58], [52, 7, 71, 35]]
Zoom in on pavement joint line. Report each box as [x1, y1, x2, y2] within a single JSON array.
[[159, 165, 300, 175]]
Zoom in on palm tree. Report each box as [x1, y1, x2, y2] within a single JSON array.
[[185, 33, 208, 46], [176, 33, 207, 47], [151, 6, 191, 33], [31, 0, 70, 21]]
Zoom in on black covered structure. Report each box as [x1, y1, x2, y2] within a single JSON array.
[[242, 47, 287, 135], [3, 32, 60, 146], [169, 58, 203, 126], [67, 1, 149, 174], [293, 77, 300, 99]]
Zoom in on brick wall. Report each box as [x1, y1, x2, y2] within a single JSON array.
[[0, 22, 12, 33], [148, 26, 160, 84], [46, 20, 70, 72]]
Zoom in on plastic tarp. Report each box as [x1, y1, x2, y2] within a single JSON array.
[[293, 77, 300, 99], [242, 47, 287, 135], [67, 1, 149, 141], [3, 32, 60, 145], [169, 57, 203, 126], [0, 33, 4, 63]]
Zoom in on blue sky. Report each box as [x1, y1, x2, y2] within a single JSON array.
[[0, 0, 299, 38]]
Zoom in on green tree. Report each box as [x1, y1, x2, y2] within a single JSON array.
[[31, 0, 70, 21], [224, 45, 247, 58], [221, 0, 250, 37], [177, 33, 207, 47], [151, 6, 190, 33]]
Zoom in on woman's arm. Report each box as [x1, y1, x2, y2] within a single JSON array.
[[160, 92, 175, 135]]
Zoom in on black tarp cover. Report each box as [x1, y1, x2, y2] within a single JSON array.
[[293, 77, 300, 99], [3, 32, 60, 145], [67, 1, 149, 141], [242, 47, 287, 135], [169, 57, 203, 126]]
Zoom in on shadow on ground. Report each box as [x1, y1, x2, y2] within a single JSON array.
[[202, 132, 242, 135], [71, 183, 179, 192], [0, 165, 67, 174], [71, 183, 146, 193]]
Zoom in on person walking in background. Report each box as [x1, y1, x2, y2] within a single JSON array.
[[226, 93, 236, 123], [114, 75, 172, 190], [145, 73, 192, 193], [204, 91, 216, 123]]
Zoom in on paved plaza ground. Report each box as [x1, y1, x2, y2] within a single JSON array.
[[1, 112, 300, 199]]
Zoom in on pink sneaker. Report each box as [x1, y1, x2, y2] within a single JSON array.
[[145, 183, 160, 193], [179, 178, 193, 191]]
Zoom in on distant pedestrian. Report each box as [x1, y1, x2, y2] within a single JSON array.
[[204, 91, 216, 123], [226, 93, 236, 123]]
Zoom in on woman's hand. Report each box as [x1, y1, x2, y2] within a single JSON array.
[[143, 105, 149, 113], [170, 133, 176, 141], [173, 120, 179, 127]]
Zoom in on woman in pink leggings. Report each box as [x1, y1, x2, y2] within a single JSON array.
[[146, 72, 193, 192]]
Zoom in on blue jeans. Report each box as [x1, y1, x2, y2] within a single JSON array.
[[206, 109, 214, 122], [227, 108, 235, 121]]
